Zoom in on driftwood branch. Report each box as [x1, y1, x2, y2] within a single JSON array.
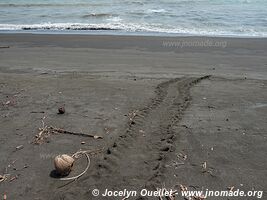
[[49, 127, 103, 139], [34, 117, 103, 144]]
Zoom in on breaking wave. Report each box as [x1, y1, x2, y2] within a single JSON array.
[[0, 22, 266, 37]]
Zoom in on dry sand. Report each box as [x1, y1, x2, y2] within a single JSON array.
[[0, 34, 266, 199]]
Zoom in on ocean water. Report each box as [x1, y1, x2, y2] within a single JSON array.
[[0, 0, 267, 37]]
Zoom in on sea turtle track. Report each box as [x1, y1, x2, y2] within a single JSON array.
[[96, 75, 210, 193]]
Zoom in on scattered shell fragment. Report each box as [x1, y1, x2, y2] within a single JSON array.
[[15, 145, 24, 151], [202, 161, 207, 170]]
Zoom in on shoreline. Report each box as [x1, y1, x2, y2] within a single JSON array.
[[1, 30, 267, 39]]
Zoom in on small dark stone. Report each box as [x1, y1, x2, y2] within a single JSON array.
[[58, 107, 65, 114]]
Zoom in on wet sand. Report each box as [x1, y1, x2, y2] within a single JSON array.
[[0, 34, 266, 199]]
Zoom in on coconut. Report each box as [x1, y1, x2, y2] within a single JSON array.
[[54, 154, 74, 176]]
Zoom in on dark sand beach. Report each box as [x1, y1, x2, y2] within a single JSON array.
[[0, 34, 267, 199]]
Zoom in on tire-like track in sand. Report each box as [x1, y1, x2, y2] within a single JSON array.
[[95, 76, 210, 197]]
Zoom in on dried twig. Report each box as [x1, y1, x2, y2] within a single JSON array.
[[34, 117, 102, 144], [0, 174, 10, 183], [9, 175, 19, 182], [50, 127, 103, 139]]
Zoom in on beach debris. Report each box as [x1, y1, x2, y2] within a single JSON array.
[[58, 152, 89, 181], [3, 193, 7, 200], [58, 106, 65, 114], [228, 186, 235, 192], [30, 111, 45, 114], [81, 141, 86, 145], [4, 101, 10, 105], [34, 117, 103, 144], [51, 127, 103, 139], [166, 160, 185, 168], [128, 110, 139, 124], [201, 162, 215, 177], [139, 129, 145, 134], [180, 184, 188, 192], [2, 99, 16, 107], [54, 154, 75, 176], [177, 152, 187, 161], [53, 149, 102, 182], [9, 175, 19, 182], [0, 174, 10, 183], [15, 145, 24, 151], [201, 161, 207, 170], [0, 46, 9, 48]]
